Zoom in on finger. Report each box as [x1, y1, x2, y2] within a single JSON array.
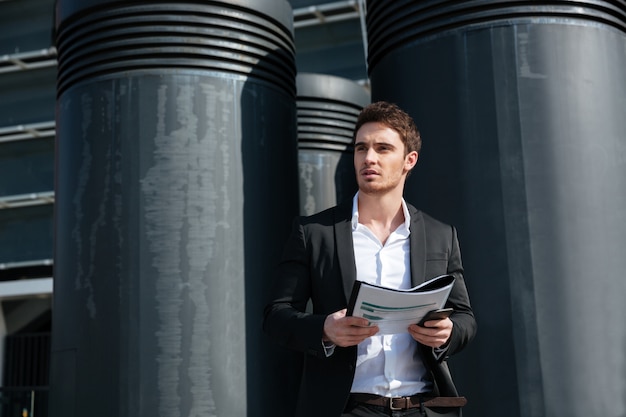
[[350, 324, 379, 336], [335, 332, 376, 347], [344, 316, 372, 327], [335, 325, 378, 345], [409, 323, 435, 334], [338, 324, 377, 338], [409, 325, 450, 346]]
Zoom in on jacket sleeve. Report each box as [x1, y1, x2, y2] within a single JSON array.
[[262, 217, 328, 358], [443, 225, 477, 360], [419, 223, 476, 397]]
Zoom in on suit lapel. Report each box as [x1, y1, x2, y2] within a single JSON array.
[[408, 204, 427, 286], [334, 201, 357, 304]]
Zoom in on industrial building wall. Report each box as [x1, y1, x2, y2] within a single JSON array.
[[0, 0, 56, 415]]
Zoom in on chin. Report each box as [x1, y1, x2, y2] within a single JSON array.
[[358, 185, 385, 195]]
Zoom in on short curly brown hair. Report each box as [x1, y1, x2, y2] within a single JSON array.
[[353, 101, 422, 154]]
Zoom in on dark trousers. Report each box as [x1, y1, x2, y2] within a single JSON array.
[[341, 403, 425, 417]]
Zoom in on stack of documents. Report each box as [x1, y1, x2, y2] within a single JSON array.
[[347, 274, 455, 334]]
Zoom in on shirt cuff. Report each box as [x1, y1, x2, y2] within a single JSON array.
[[322, 340, 336, 357], [433, 345, 449, 360]]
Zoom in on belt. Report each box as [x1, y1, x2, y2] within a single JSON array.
[[350, 393, 467, 411]]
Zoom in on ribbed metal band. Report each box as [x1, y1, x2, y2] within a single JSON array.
[[56, 1, 295, 96], [366, 0, 626, 73], [296, 73, 370, 151]]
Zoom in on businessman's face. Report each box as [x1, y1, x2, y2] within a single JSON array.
[[353, 122, 418, 196]]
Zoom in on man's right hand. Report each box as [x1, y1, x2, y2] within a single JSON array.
[[322, 309, 379, 347]]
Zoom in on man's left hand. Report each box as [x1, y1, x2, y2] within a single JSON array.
[[408, 318, 453, 348]]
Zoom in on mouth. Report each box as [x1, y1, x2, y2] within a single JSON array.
[[360, 169, 379, 178]]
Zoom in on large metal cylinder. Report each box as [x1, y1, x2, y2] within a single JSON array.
[[50, 1, 298, 416], [296, 73, 369, 215], [367, 2, 626, 417]]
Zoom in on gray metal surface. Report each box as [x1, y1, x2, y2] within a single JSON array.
[[296, 72, 369, 215], [367, 1, 626, 417], [50, 1, 298, 416]]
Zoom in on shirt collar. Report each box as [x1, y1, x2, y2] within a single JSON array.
[[351, 192, 411, 233]]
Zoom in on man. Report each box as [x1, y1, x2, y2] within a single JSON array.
[[263, 101, 476, 417]]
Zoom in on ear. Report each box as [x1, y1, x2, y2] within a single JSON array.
[[405, 151, 418, 171]]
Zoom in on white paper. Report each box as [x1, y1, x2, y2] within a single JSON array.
[[348, 274, 454, 335]]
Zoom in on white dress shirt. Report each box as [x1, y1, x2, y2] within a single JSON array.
[[349, 193, 433, 397]]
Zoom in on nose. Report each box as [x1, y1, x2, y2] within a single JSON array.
[[363, 148, 376, 165]]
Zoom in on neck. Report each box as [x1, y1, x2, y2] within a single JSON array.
[[356, 191, 405, 246], [357, 190, 405, 226]]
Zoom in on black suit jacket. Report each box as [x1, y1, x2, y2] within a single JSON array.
[[263, 200, 476, 417]]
